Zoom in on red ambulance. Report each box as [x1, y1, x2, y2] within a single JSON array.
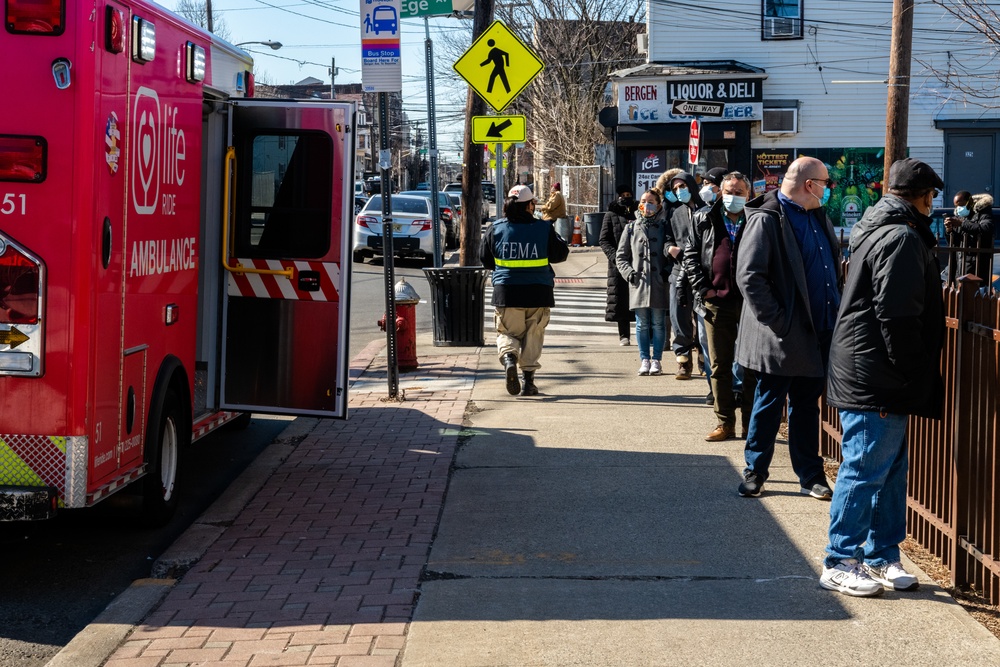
[[0, 0, 355, 523]]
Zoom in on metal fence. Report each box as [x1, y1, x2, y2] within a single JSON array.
[[820, 252, 1000, 602], [555, 165, 601, 220]]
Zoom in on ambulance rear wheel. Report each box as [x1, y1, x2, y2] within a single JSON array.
[[140, 389, 183, 527]]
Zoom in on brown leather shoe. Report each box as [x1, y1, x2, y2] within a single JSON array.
[[676, 360, 692, 380], [705, 424, 735, 442]]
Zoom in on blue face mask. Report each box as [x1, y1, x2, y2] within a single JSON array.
[[816, 186, 831, 207], [664, 191, 678, 203], [723, 194, 746, 214], [675, 187, 691, 204], [955, 205, 970, 217]]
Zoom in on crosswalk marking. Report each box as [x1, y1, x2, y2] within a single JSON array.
[[484, 285, 617, 335]]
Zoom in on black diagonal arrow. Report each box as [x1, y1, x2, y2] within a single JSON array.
[[486, 119, 513, 138]]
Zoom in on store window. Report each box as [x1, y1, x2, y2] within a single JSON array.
[[762, 0, 803, 39]]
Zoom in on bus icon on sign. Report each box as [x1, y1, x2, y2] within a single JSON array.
[[372, 6, 397, 34]]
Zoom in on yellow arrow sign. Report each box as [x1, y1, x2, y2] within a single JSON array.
[[472, 115, 526, 144], [0, 326, 29, 350], [489, 158, 508, 169], [453, 20, 544, 113]]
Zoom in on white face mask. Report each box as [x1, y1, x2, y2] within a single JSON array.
[[640, 201, 659, 217], [699, 185, 716, 203]]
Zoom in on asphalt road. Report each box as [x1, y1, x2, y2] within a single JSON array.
[[0, 415, 292, 667]]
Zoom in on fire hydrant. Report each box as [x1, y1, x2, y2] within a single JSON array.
[[378, 278, 421, 371]]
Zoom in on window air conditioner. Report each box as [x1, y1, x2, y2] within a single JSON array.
[[761, 108, 798, 134], [636, 33, 647, 55], [763, 16, 802, 39]]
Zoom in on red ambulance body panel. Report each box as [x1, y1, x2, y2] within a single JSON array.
[[0, 0, 354, 522]]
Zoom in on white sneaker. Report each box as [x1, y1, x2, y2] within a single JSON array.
[[619, 337, 630, 346], [638, 359, 650, 376], [864, 561, 919, 591], [649, 359, 662, 375], [819, 559, 884, 597]]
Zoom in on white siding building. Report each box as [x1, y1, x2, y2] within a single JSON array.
[[602, 0, 1000, 228]]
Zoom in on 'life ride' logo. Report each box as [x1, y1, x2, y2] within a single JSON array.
[[132, 87, 160, 214]]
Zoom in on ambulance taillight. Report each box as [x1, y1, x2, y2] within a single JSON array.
[[0, 239, 40, 326], [0, 135, 46, 183], [5, 0, 65, 35]]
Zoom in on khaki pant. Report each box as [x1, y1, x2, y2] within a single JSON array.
[[495, 307, 551, 372]]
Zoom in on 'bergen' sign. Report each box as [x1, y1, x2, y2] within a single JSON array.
[[617, 76, 765, 124]]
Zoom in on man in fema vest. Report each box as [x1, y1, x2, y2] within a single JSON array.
[[481, 185, 570, 396]]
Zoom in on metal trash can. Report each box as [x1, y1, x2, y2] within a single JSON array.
[[554, 216, 572, 242], [584, 212, 605, 246], [422, 267, 490, 346]]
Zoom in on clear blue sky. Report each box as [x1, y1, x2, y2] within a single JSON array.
[[163, 0, 473, 160]]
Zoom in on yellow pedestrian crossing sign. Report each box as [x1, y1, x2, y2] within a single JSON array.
[[453, 20, 544, 113]]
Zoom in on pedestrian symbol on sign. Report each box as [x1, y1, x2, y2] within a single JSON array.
[[453, 20, 544, 113]]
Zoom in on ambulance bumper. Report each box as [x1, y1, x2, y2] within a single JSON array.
[[0, 486, 58, 521]]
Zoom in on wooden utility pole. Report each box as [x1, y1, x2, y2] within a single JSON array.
[[459, 0, 495, 266], [884, 0, 914, 178]]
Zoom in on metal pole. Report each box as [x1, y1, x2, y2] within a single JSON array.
[[495, 142, 503, 218], [378, 92, 399, 397], [425, 17, 442, 268]]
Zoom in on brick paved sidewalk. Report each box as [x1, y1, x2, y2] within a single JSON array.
[[106, 350, 478, 667]]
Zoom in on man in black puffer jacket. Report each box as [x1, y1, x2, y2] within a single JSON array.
[[820, 158, 946, 598]]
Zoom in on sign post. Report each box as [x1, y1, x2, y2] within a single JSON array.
[[688, 119, 701, 166]]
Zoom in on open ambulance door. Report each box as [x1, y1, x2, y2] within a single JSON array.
[[220, 100, 354, 418]]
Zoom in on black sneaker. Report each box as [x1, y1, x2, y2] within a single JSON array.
[[738, 470, 764, 497], [705, 392, 714, 406]]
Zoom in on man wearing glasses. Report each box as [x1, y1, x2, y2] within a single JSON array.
[[733, 156, 842, 500]]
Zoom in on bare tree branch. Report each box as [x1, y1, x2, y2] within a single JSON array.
[[919, 0, 1000, 107]]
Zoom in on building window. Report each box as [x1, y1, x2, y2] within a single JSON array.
[[762, 0, 803, 40]]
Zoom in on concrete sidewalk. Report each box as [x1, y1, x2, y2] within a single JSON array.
[[63, 249, 1000, 666]]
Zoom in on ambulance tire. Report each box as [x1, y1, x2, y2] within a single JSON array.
[[140, 389, 184, 527]]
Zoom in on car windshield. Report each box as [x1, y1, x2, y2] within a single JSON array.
[[363, 196, 430, 215]]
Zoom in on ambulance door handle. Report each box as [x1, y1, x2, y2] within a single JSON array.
[[298, 270, 321, 292], [221, 146, 295, 281], [102, 217, 112, 269]]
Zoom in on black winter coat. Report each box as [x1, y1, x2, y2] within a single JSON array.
[[600, 202, 634, 322], [948, 193, 994, 285], [826, 195, 945, 418]]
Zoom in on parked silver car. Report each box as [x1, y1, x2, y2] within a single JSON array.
[[352, 195, 444, 266]]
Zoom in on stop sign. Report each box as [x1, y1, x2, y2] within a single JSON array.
[[688, 119, 700, 165]]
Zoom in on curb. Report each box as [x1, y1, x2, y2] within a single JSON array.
[[44, 341, 389, 667]]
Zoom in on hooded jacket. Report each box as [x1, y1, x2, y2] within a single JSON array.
[[540, 189, 566, 221], [826, 194, 945, 418], [600, 199, 635, 322], [666, 171, 706, 280], [949, 192, 994, 284], [734, 190, 842, 377]]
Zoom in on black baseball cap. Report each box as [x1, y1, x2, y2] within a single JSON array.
[[702, 167, 728, 186], [887, 158, 944, 191]]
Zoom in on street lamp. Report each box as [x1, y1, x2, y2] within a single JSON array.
[[235, 40, 282, 50]]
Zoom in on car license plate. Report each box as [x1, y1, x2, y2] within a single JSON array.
[[392, 224, 403, 232]]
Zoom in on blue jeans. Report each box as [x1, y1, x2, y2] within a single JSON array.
[[634, 308, 666, 361], [743, 371, 826, 487], [825, 410, 909, 568], [696, 312, 712, 387]]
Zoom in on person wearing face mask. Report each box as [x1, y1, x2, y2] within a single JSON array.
[[820, 158, 945, 597], [944, 189, 994, 286], [616, 188, 674, 376], [683, 171, 758, 442], [734, 156, 841, 501], [665, 172, 704, 381], [698, 167, 728, 206], [481, 185, 570, 397], [601, 184, 638, 345]]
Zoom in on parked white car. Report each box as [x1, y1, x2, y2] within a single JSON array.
[[352, 195, 445, 266]]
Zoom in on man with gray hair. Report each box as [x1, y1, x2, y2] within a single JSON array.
[[684, 171, 757, 441], [734, 156, 841, 499]]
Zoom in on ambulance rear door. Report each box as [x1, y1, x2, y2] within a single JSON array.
[[220, 100, 353, 418]]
